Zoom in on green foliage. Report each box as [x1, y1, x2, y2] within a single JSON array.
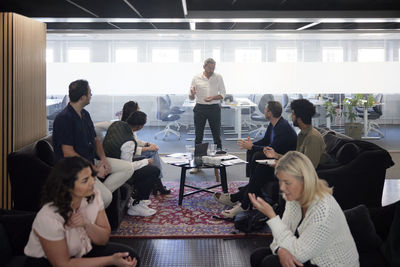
[[343, 94, 375, 123], [323, 100, 337, 120]]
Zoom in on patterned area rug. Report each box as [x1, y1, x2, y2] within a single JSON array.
[[111, 181, 272, 239]]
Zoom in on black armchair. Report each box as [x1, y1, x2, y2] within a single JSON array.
[[6, 137, 131, 231], [316, 128, 394, 210]]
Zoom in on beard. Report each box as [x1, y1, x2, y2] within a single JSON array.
[[292, 118, 299, 127]]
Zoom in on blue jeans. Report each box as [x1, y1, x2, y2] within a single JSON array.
[[141, 150, 163, 178]]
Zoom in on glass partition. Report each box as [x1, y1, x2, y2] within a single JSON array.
[[46, 32, 400, 152]]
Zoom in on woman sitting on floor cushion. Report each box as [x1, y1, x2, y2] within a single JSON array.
[[103, 111, 160, 217], [121, 100, 170, 195], [24, 157, 139, 267], [249, 151, 359, 267]]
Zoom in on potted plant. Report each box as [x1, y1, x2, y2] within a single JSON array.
[[323, 100, 337, 129], [343, 94, 374, 139]]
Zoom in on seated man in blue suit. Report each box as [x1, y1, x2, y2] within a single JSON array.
[[214, 100, 298, 218]]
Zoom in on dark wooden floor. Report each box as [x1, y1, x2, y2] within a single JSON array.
[[111, 179, 400, 267]]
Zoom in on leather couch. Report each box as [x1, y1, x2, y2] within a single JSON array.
[[316, 128, 394, 210], [7, 135, 132, 231]]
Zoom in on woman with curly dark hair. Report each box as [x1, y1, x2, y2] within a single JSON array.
[[24, 157, 139, 267]]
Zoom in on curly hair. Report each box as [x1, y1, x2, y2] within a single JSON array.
[[41, 157, 97, 225], [121, 100, 139, 122], [290, 99, 316, 124]]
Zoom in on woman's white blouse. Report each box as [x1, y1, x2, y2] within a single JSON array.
[[268, 194, 359, 267], [24, 189, 104, 258]]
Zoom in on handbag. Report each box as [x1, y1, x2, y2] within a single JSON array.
[[234, 209, 268, 233]]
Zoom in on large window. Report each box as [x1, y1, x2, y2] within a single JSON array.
[[276, 48, 297, 62], [46, 48, 54, 63], [152, 48, 179, 63], [235, 48, 262, 63], [212, 49, 221, 62], [322, 47, 344, 62], [67, 48, 90, 63], [193, 49, 201, 63], [358, 48, 384, 62], [115, 48, 137, 63]]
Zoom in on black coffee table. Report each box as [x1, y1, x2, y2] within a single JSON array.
[[171, 160, 228, 205]]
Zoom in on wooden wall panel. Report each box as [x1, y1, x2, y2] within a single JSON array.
[[1, 13, 46, 209], [13, 13, 47, 150]]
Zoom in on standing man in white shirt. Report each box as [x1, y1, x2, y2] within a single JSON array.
[[189, 58, 226, 158]]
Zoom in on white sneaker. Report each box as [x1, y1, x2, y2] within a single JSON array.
[[141, 200, 151, 206], [128, 198, 151, 208], [127, 202, 156, 217]]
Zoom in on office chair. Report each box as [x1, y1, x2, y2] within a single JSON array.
[[356, 94, 384, 138], [249, 94, 274, 138], [281, 94, 293, 121], [241, 94, 258, 130], [165, 94, 188, 130], [154, 96, 181, 140]]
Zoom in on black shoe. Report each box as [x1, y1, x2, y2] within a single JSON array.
[[152, 179, 171, 195], [216, 149, 227, 155]]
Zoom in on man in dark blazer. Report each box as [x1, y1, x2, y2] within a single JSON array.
[[214, 100, 298, 218], [239, 101, 298, 178]]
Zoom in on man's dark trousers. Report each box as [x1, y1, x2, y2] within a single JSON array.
[[193, 103, 222, 149]]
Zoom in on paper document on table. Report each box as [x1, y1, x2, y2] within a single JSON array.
[[256, 159, 276, 165], [222, 158, 247, 166], [161, 156, 188, 164], [215, 154, 238, 160], [166, 153, 188, 158]]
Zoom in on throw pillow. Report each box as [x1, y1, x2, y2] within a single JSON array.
[[344, 204, 382, 253], [35, 140, 55, 167], [336, 142, 360, 164], [323, 133, 345, 155], [0, 212, 36, 256]]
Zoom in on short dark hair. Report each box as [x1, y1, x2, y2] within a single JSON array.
[[69, 79, 89, 102], [204, 58, 216, 66], [126, 111, 147, 127], [290, 99, 315, 124], [267, 101, 282, 118], [121, 101, 139, 122]]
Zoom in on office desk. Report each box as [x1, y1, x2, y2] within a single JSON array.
[[182, 98, 257, 141]]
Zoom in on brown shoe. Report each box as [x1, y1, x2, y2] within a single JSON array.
[[221, 204, 247, 218], [213, 192, 237, 207]]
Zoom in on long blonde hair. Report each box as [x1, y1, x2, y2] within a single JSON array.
[[275, 151, 332, 207]]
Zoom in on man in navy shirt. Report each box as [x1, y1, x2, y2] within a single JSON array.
[[53, 79, 133, 207], [214, 101, 298, 218]]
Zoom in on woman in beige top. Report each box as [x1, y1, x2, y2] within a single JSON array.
[[24, 157, 139, 267]]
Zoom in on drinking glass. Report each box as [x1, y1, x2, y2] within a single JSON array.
[[209, 144, 217, 156]]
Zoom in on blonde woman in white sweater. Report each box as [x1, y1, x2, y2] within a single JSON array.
[[249, 151, 359, 267]]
